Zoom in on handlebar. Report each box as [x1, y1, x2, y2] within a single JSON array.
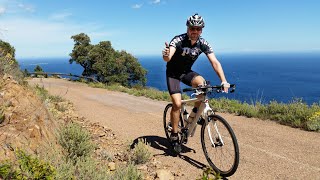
[[182, 84, 236, 93]]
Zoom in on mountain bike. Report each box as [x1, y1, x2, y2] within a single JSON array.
[[163, 82, 239, 177]]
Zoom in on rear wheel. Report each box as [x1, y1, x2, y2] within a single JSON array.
[[201, 114, 239, 177], [163, 104, 184, 140]]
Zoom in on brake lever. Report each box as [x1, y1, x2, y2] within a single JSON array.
[[191, 93, 197, 97]]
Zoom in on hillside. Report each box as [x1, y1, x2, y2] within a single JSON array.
[[0, 76, 150, 179], [0, 75, 57, 160], [1, 74, 320, 179], [27, 77, 320, 179]]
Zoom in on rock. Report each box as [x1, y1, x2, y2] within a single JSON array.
[[143, 175, 154, 180], [137, 164, 148, 171], [108, 162, 116, 171], [156, 169, 174, 180], [29, 124, 41, 139], [3, 74, 12, 80], [151, 159, 162, 168], [174, 170, 184, 177]]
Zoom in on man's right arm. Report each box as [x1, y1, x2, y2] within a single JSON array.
[[162, 42, 176, 62]]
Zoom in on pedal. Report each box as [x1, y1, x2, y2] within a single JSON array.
[[181, 128, 188, 144], [173, 143, 182, 153]]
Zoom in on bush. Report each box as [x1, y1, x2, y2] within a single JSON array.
[[34, 84, 50, 101], [75, 80, 320, 132], [198, 167, 222, 180], [131, 138, 152, 165], [0, 41, 24, 84], [306, 110, 320, 131], [58, 122, 95, 162], [75, 157, 108, 180], [0, 163, 14, 179], [0, 149, 56, 179], [238, 102, 259, 118], [111, 163, 143, 180]]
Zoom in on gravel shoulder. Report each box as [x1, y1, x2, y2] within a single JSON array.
[[28, 78, 320, 179]]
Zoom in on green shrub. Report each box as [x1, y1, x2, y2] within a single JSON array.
[[89, 82, 107, 88], [49, 94, 64, 103], [58, 122, 95, 162], [75, 157, 108, 180], [198, 167, 222, 180], [99, 150, 114, 161], [53, 159, 75, 179], [0, 149, 56, 179], [306, 110, 320, 131], [237, 102, 259, 118], [78, 80, 320, 132], [0, 43, 24, 84], [0, 163, 15, 179], [111, 163, 143, 180], [131, 138, 152, 165], [34, 84, 50, 101]]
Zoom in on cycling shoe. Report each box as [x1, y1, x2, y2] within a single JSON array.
[[172, 143, 182, 153], [170, 133, 181, 153]]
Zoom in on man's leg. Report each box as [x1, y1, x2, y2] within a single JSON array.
[[170, 93, 182, 134], [191, 75, 205, 107]]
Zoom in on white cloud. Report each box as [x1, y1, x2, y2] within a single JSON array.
[[0, 6, 6, 15], [132, 4, 143, 9], [0, 18, 117, 58], [17, 3, 35, 13], [49, 11, 73, 21], [0, 1, 35, 14], [151, 0, 161, 4]]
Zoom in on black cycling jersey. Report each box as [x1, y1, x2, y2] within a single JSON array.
[[167, 33, 214, 73]]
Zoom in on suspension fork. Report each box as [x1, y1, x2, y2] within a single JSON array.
[[207, 115, 225, 147]]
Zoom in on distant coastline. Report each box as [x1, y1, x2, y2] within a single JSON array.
[[18, 52, 320, 105]]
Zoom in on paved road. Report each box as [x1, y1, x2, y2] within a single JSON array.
[[29, 78, 320, 179]]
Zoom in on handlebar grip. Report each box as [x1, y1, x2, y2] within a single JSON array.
[[183, 88, 194, 92]]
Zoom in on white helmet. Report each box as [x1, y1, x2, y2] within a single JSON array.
[[186, 13, 205, 28]]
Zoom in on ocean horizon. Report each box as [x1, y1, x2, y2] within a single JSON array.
[[18, 52, 320, 105]]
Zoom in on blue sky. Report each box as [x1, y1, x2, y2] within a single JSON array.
[[0, 0, 320, 58]]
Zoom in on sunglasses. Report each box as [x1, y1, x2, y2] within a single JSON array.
[[189, 27, 202, 31]]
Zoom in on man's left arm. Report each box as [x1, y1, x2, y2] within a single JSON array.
[[206, 53, 230, 92]]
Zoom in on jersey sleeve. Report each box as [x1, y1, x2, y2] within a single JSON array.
[[169, 35, 183, 48], [200, 39, 214, 55]]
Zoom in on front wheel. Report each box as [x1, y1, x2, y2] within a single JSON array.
[[201, 114, 239, 177]]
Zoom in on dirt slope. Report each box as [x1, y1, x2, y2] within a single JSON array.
[[0, 76, 58, 161], [28, 78, 320, 179]]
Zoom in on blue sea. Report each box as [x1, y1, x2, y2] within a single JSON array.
[[18, 52, 320, 105]]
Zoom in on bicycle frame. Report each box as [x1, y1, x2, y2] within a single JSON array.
[[164, 83, 239, 177], [181, 92, 214, 137]]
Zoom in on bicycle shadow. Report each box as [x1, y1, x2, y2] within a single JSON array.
[[130, 135, 207, 170]]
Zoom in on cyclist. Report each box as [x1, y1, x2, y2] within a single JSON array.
[[162, 13, 230, 150]]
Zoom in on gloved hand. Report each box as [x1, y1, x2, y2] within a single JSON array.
[[221, 81, 230, 93]]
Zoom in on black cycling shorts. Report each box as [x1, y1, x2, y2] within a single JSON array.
[[166, 70, 200, 95]]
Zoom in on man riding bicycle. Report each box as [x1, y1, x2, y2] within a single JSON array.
[[162, 13, 230, 149]]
